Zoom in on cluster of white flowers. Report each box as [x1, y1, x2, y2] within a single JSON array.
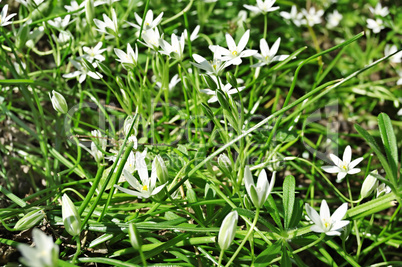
[[366, 3, 389, 33]]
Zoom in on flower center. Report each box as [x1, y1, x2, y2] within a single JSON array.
[[232, 50, 238, 56], [341, 164, 348, 171], [323, 218, 331, 230], [142, 185, 148, 191]]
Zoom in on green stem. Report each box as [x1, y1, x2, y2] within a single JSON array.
[[139, 249, 147, 266], [72, 236, 81, 264], [263, 14, 267, 40], [225, 208, 260, 266], [218, 249, 224, 267], [78, 165, 106, 215]]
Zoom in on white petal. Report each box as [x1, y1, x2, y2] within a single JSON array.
[[237, 29, 250, 52], [349, 157, 363, 169], [320, 200, 331, 220], [343, 145, 352, 163], [331, 203, 348, 222], [259, 38, 269, 57], [305, 203, 321, 226], [329, 154, 342, 166], [310, 225, 325, 233], [325, 230, 341, 236], [151, 184, 166, 196], [331, 220, 350, 231], [114, 185, 143, 197], [240, 49, 258, 57], [225, 33, 236, 51], [347, 168, 360, 175], [321, 165, 341, 173], [336, 172, 347, 182], [123, 169, 142, 191], [270, 38, 281, 57]]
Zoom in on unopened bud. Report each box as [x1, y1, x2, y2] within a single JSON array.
[[85, 0, 95, 26], [218, 153, 231, 174], [49, 90, 68, 114], [14, 208, 45, 231], [128, 223, 142, 250], [62, 194, 81, 236], [360, 170, 379, 199], [218, 210, 238, 251], [154, 155, 168, 184]]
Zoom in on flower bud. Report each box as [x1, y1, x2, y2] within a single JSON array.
[[154, 155, 168, 184], [376, 183, 392, 197], [203, 75, 218, 91], [128, 223, 142, 250], [218, 153, 231, 173], [14, 208, 45, 231], [49, 90, 68, 114], [62, 194, 81, 237], [218, 210, 238, 251], [124, 115, 137, 137], [360, 170, 379, 199], [85, 0, 95, 26]]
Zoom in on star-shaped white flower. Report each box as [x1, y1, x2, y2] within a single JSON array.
[[114, 153, 166, 198], [140, 28, 161, 50], [244, 166, 275, 209], [326, 10, 343, 29], [251, 38, 289, 68], [83, 42, 107, 63], [127, 10, 163, 31], [322, 145, 363, 183], [305, 200, 349, 236], [156, 74, 181, 91], [300, 7, 324, 27], [369, 3, 389, 17], [159, 32, 186, 60], [200, 76, 245, 103], [191, 50, 232, 76], [367, 18, 384, 33], [209, 30, 257, 65], [64, 0, 86, 14], [243, 0, 279, 15], [280, 5, 303, 27], [47, 15, 71, 29], [114, 43, 138, 69], [0, 3, 17, 27], [93, 8, 119, 37], [63, 59, 103, 84]]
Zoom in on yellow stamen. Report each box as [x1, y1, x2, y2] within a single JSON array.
[[232, 50, 238, 56], [142, 185, 148, 191]]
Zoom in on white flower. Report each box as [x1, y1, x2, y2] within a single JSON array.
[[218, 211, 238, 251], [83, 42, 106, 63], [191, 50, 231, 76], [209, 29, 257, 65], [369, 3, 389, 17], [366, 18, 384, 33], [200, 76, 245, 103], [243, 0, 279, 15], [322, 145, 364, 183], [305, 200, 349, 236], [127, 10, 163, 31], [140, 28, 161, 50], [64, 0, 86, 14], [18, 228, 59, 267], [251, 38, 289, 68], [159, 32, 186, 60], [243, 166, 276, 209], [0, 3, 17, 27], [114, 153, 166, 198], [63, 59, 103, 84], [93, 8, 118, 37], [376, 183, 392, 197], [300, 7, 324, 27], [114, 43, 138, 69], [280, 5, 303, 27], [326, 10, 343, 29], [53, 31, 73, 44], [384, 44, 402, 64], [156, 74, 181, 91], [47, 15, 71, 29]]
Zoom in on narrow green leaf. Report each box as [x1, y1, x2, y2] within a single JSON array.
[[354, 124, 395, 186], [283, 175, 295, 230], [378, 113, 398, 184], [234, 207, 280, 235], [266, 195, 283, 231], [255, 241, 281, 266], [281, 246, 292, 267]]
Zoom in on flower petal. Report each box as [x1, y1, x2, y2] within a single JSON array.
[[237, 30, 250, 52], [349, 157, 364, 169], [331, 203, 348, 222], [320, 200, 330, 220], [321, 165, 341, 173], [343, 145, 352, 164], [305, 203, 321, 226]]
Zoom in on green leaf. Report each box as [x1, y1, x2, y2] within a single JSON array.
[[283, 175, 295, 230], [354, 124, 395, 186], [255, 241, 281, 266], [266, 195, 283, 231], [378, 113, 398, 184], [281, 246, 292, 267], [288, 199, 303, 229], [234, 207, 280, 235]]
